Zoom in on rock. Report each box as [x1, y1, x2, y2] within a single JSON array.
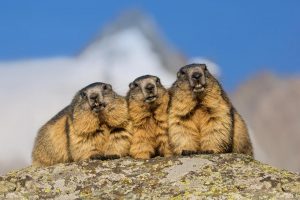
[[0, 154, 299, 199]]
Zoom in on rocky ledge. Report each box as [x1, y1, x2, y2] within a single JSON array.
[[0, 154, 300, 199]]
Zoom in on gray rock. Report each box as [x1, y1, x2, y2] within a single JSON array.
[[0, 154, 300, 199]]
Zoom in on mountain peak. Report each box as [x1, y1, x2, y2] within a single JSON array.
[[78, 9, 186, 72]]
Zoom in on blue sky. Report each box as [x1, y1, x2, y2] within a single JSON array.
[[0, 0, 299, 90]]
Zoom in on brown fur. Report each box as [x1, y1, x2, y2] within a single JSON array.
[[127, 75, 172, 159], [99, 95, 132, 159], [32, 82, 132, 166], [168, 64, 253, 156]]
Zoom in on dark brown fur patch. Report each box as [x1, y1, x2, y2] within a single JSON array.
[[65, 117, 73, 162]]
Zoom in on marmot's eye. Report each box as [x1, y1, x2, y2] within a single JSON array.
[[180, 70, 186, 75], [156, 78, 160, 84], [130, 82, 138, 89]]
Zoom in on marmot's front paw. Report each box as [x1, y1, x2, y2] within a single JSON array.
[[104, 155, 121, 160], [132, 152, 151, 160], [198, 150, 215, 154], [181, 150, 198, 156], [90, 154, 106, 160], [163, 153, 173, 158]]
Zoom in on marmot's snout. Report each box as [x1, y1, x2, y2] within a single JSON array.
[[189, 70, 206, 93], [81, 83, 113, 113], [143, 82, 158, 103], [177, 64, 208, 93], [128, 75, 163, 104], [88, 92, 106, 113]]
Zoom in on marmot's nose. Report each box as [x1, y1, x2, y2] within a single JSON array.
[[145, 83, 155, 92], [89, 93, 98, 101], [192, 72, 202, 80], [98, 102, 106, 108]]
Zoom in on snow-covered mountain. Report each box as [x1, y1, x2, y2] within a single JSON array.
[[0, 11, 220, 174]]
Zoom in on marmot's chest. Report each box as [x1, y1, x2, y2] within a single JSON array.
[[143, 115, 165, 136], [186, 106, 215, 131]]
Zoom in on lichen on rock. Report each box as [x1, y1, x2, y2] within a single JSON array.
[[0, 154, 299, 199]]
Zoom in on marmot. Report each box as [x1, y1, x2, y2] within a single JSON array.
[[32, 82, 132, 166], [168, 64, 253, 156], [127, 75, 172, 159]]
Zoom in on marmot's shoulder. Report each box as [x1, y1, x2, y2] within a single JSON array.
[[46, 106, 72, 126]]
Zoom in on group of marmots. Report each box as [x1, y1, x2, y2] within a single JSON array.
[[32, 63, 253, 166]]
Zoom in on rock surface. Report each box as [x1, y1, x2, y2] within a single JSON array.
[[0, 154, 300, 199]]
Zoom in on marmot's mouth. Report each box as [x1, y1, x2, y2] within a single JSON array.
[[92, 107, 100, 113], [145, 95, 157, 103], [193, 84, 205, 93], [91, 102, 106, 113]]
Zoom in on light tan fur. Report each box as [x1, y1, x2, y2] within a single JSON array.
[[169, 64, 253, 156], [127, 75, 172, 159], [32, 82, 132, 166], [100, 96, 132, 158]]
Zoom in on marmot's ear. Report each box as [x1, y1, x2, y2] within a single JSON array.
[[156, 77, 161, 84], [129, 82, 134, 90], [203, 64, 207, 70], [177, 68, 185, 78], [129, 82, 138, 89], [103, 84, 112, 90]]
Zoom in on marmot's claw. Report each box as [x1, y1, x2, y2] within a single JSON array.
[[198, 150, 215, 154], [90, 154, 120, 160], [90, 154, 106, 160], [181, 150, 197, 156], [104, 155, 120, 160]]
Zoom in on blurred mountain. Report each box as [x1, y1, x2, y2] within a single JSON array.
[[79, 10, 186, 74], [232, 72, 300, 172]]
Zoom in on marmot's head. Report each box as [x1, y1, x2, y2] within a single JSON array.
[[175, 63, 213, 94], [73, 82, 116, 114], [127, 75, 166, 104]]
